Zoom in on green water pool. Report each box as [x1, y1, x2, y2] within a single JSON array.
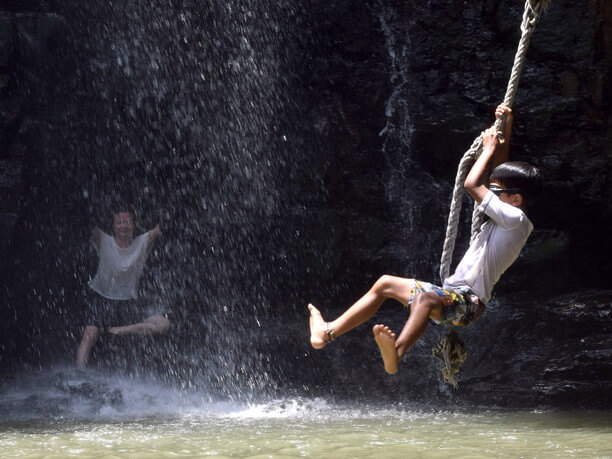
[[2, 404, 610, 458]]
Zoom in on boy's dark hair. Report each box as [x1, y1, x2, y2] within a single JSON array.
[[112, 209, 134, 219], [490, 161, 541, 205]]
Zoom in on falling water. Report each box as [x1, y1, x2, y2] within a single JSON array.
[[7, 1, 348, 396], [4, 0, 449, 399]]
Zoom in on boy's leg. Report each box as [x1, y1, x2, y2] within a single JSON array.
[[76, 325, 100, 369], [308, 275, 415, 349], [108, 315, 170, 336], [395, 292, 443, 354], [373, 292, 444, 374]]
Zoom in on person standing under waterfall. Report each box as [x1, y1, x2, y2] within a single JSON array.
[[307, 104, 541, 374], [76, 210, 169, 369]]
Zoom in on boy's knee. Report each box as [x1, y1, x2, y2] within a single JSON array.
[[413, 292, 442, 312], [373, 275, 400, 292], [412, 292, 446, 322], [146, 315, 171, 334], [82, 325, 100, 341], [155, 316, 171, 334]]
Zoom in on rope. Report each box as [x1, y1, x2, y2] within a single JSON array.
[[434, 0, 551, 389], [439, 0, 551, 282], [432, 328, 467, 389]]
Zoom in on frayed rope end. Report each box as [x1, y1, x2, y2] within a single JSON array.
[[432, 328, 467, 390]]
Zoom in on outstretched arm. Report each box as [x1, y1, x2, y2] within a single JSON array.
[[92, 227, 102, 249], [148, 224, 162, 245], [464, 105, 513, 204]]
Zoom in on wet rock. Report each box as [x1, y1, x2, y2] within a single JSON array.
[[15, 13, 66, 56], [0, 159, 21, 187], [559, 70, 580, 99], [448, 290, 612, 408], [0, 13, 14, 66], [0, 212, 18, 236], [0, 73, 9, 92], [519, 230, 570, 264]]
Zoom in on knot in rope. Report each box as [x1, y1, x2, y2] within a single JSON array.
[[432, 328, 467, 389]]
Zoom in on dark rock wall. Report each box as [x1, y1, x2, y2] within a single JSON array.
[[0, 5, 69, 363], [0, 0, 610, 408]]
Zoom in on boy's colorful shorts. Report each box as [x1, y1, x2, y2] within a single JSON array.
[[406, 280, 485, 327]]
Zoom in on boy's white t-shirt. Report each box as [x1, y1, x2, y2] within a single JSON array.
[[88, 231, 152, 300], [443, 191, 533, 304]]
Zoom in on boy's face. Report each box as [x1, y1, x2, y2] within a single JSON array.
[[489, 181, 523, 208], [113, 212, 134, 238]]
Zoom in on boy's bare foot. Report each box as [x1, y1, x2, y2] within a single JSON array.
[[308, 304, 329, 349], [373, 324, 399, 374]]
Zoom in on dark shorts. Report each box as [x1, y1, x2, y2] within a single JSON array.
[[406, 280, 486, 327], [85, 291, 147, 330]]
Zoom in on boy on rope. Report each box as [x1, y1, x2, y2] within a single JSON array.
[[307, 104, 541, 375]]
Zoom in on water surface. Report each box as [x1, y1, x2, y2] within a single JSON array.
[[2, 402, 611, 457], [1, 371, 610, 458]]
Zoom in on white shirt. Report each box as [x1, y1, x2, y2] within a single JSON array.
[[443, 191, 533, 304], [88, 231, 152, 300]]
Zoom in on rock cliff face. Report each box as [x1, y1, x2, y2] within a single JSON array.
[[0, 0, 610, 409], [0, 7, 68, 361], [0, 8, 66, 248]]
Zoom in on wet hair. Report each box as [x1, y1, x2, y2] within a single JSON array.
[[490, 161, 541, 205], [112, 209, 134, 219]]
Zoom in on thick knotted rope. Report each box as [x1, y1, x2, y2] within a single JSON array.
[[432, 328, 467, 389], [434, 0, 551, 389], [439, 0, 551, 283]]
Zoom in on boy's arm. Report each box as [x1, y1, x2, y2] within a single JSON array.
[[92, 227, 102, 249], [148, 224, 162, 245], [464, 105, 513, 204]]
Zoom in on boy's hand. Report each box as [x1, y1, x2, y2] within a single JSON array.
[[495, 104, 512, 121], [465, 105, 512, 203], [481, 126, 499, 151], [495, 104, 513, 144]]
